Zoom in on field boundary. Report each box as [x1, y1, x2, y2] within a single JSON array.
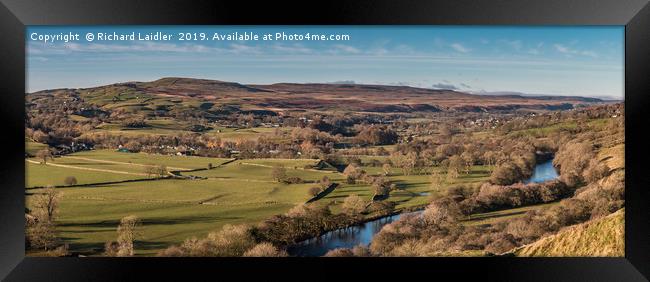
[[26, 159, 150, 176], [25, 176, 172, 189], [63, 156, 191, 171], [240, 161, 337, 174]]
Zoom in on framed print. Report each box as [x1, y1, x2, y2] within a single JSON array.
[[1, 0, 649, 280]]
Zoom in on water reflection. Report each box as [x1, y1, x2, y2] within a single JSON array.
[[288, 212, 419, 257], [525, 159, 559, 184]]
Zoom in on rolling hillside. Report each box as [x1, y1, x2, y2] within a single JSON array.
[[511, 208, 624, 257], [27, 77, 605, 114]]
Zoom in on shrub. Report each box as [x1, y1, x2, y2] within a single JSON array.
[[372, 177, 392, 196], [324, 248, 354, 257], [319, 176, 331, 188], [206, 224, 256, 256], [158, 224, 256, 257], [104, 241, 120, 257], [64, 176, 77, 186], [282, 176, 304, 184], [26, 220, 58, 251], [351, 245, 371, 257], [484, 233, 517, 254], [490, 163, 523, 185], [367, 201, 395, 215], [342, 194, 366, 215], [554, 141, 595, 187], [243, 243, 288, 257], [422, 197, 462, 227], [582, 159, 610, 183], [308, 186, 322, 197]]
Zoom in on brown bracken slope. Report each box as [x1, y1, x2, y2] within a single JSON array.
[[29, 77, 607, 113]]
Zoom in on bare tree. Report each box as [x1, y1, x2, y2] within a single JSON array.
[[32, 185, 61, 223], [115, 215, 141, 257], [144, 164, 157, 178], [342, 194, 366, 216], [429, 169, 444, 192], [319, 175, 331, 189], [36, 149, 53, 164], [271, 165, 287, 183], [446, 167, 460, 183], [27, 186, 61, 251], [343, 164, 360, 178], [155, 165, 168, 178], [26, 219, 58, 251], [372, 177, 392, 196], [382, 163, 392, 176]]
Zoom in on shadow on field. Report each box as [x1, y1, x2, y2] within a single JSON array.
[[61, 240, 170, 256], [136, 240, 170, 251], [391, 180, 428, 190], [306, 183, 338, 203], [470, 169, 491, 174]]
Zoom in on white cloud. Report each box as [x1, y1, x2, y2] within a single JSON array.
[[272, 43, 312, 54], [553, 44, 598, 58], [450, 43, 470, 53], [499, 39, 523, 50], [431, 82, 458, 90], [330, 44, 361, 54], [394, 44, 415, 54], [30, 56, 49, 62], [328, 80, 356, 84], [580, 50, 598, 57], [527, 42, 544, 55], [554, 44, 570, 53], [368, 48, 388, 56], [229, 43, 261, 54]]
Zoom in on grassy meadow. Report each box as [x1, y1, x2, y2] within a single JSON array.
[[26, 147, 493, 256]]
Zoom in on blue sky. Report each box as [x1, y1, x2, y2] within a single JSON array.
[[27, 26, 624, 98]]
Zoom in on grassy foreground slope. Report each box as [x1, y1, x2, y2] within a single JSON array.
[[512, 208, 624, 257]]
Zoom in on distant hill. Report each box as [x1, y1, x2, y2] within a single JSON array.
[[470, 90, 610, 103], [510, 208, 624, 257], [28, 77, 606, 114]]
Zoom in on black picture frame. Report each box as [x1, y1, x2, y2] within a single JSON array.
[[1, 0, 649, 280]]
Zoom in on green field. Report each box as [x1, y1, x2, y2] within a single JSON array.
[[26, 161, 151, 188], [89, 120, 293, 142], [24, 148, 502, 256], [69, 149, 232, 171], [464, 201, 561, 226], [26, 139, 48, 156]]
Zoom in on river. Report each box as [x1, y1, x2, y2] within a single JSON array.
[[288, 157, 559, 256], [287, 211, 421, 257], [524, 158, 559, 184]]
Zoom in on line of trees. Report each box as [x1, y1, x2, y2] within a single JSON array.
[[157, 202, 356, 256]]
